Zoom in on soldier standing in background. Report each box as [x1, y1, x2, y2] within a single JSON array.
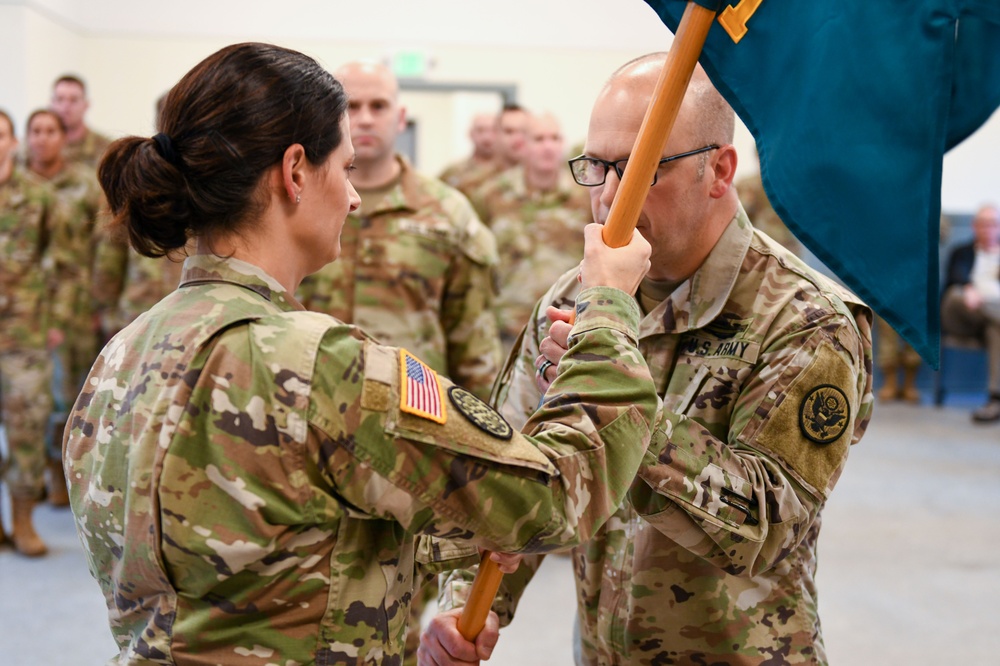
[[476, 112, 592, 353], [50, 75, 111, 169], [0, 110, 62, 556], [24, 109, 104, 507], [734, 159, 803, 256], [438, 111, 499, 198], [466, 104, 530, 218], [298, 61, 501, 401], [295, 61, 503, 663]]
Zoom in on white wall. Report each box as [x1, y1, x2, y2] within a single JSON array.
[[2, 0, 996, 211]]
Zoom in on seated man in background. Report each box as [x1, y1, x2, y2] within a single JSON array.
[[941, 204, 1000, 422]]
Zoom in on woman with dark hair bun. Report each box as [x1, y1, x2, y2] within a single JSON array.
[[65, 42, 657, 664]]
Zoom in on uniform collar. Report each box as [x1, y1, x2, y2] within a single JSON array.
[[178, 254, 303, 313], [354, 154, 437, 217], [639, 206, 753, 337]]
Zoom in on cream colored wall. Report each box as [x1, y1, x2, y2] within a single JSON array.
[[2, 1, 994, 211]]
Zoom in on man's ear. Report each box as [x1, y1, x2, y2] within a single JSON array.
[[710, 144, 738, 199]]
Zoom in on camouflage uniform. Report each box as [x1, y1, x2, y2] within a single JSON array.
[[91, 230, 187, 340], [299, 155, 501, 401], [0, 168, 59, 498], [473, 166, 591, 351], [44, 163, 104, 425], [736, 172, 802, 257], [63, 127, 112, 169], [64, 253, 658, 665], [442, 209, 874, 665], [438, 157, 503, 201]]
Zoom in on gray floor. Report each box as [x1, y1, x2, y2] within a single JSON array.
[[2, 400, 999, 665]]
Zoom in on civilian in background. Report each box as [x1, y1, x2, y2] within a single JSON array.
[[941, 204, 1000, 422]]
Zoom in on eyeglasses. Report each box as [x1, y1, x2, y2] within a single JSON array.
[[567, 144, 720, 187]]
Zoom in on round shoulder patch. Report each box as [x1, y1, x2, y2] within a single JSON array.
[[447, 386, 513, 440], [799, 384, 851, 445]]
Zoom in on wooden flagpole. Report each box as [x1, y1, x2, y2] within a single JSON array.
[[457, 0, 719, 642]]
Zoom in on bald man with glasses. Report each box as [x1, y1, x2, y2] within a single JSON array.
[[423, 53, 874, 666]]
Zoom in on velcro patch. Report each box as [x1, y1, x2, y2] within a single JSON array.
[[448, 386, 513, 440], [399, 349, 446, 424], [750, 341, 857, 498]]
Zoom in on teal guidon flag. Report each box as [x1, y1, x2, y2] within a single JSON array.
[[647, 0, 1000, 367]]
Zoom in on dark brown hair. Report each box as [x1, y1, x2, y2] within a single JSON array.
[[27, 109, 66, 134], [53, 74, 87, 93], [98, 42, 348, 257]]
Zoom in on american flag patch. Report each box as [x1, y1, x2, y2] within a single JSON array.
[[399, 349, 446, 424]]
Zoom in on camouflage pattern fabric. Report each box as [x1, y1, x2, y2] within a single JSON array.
[[472, 166, 592, 352], [63, 127, 112, 169], [735, 172, 803, 257], [0, 167, 57, 353], [442, 208, 874, 665], [438, 156, 503, 201], [44, 163, 105, 407], [0, 167, 57, 497], [91, 229, 187, 340], [298, 155, 501, 401], [875, 316, 922, 370], [64, 254, 658, 665]]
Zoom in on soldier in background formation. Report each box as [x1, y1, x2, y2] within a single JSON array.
[[438, 111, 497, 197], [298, 61, 501, 401], [295, 61, 504, 662], [49, 75, 111, 169], [24, 109, 104, 508], [63, 42, 659, 664], [475, 111, 592, 352], [0, 110, 62, 556], [423, 54, 873, 666]]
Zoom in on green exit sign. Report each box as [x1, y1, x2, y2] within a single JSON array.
[[392, 50, 428, 78]]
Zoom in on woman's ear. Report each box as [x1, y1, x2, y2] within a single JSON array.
[[281, 143, 308, 203]]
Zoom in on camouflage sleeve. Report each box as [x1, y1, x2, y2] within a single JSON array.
[[438, 552, 545, 626], [628, 308, 872, 578], [310, 285, 657, 554], [46, 200, 79, 330], [91, 226, 129, 334], [440, 198, 502, 401]]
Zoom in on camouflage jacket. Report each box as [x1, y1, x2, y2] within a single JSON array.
[[0, 167, 56, 352], [442, 209, 874, 665], [65, 254, 658, 665], [438, 156, 503, 201], [298, 156, 501, 401], [91, 229, 187, 338], [474, 166, 592, 346], [64, 127, 112, 169], [44, 162, 105, 328]]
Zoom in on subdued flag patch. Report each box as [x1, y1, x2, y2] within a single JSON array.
[[400, 349, 446, 424]]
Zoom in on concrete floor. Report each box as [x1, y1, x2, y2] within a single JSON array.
[[2, 400, 999, 665]]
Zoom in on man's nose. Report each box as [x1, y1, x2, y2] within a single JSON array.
[[599, 170, 622, 208]]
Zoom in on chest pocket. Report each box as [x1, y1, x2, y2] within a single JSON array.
[[356, 216, 453, 305], [664, 336, 758, 438]]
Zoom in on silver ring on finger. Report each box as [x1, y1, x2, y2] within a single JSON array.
[[537, 359, 555, 379]]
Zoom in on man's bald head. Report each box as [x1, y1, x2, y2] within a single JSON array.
[[336, 60, 406, 172], [601, 53, 735, 149]]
